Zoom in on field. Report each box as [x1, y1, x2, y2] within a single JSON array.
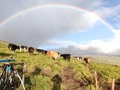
[[0, 41, 120, 90]]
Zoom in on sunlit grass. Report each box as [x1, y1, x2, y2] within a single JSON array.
[[0, 41, 120, 90]]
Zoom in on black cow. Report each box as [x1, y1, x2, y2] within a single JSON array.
[[60, 54, 71, 61], [8, 43, 19, 52], [36, 49, 47, 55], [28, 47, 34, 55]]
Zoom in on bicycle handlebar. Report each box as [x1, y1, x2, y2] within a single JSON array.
[[0, 62, 24, 68], [0, 59, 15, 62]]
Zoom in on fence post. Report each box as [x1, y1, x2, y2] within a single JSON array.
[[112, 79, 115, 90], [95, 71, 98, 90], [22, 64, 27, 84]]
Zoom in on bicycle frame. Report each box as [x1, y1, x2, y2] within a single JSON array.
[[0, 62, 26, 90]]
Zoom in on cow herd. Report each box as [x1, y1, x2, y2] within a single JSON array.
[[8, 43, 91, 65], [8, 43, 27, 52]]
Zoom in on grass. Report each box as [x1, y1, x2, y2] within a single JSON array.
[[0, 41, 120, 90]]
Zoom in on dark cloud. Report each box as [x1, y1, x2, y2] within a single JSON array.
[[0, 0, 104, 21], [0, 7, 97, 47]]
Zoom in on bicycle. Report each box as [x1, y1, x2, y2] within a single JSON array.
[[0, 58, 26, 90]]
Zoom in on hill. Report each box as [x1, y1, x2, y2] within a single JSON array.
[[91, 55, 120, 66], [0, 41, 120, 90]]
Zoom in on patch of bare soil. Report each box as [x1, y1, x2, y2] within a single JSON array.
[[61, 66, 92, 90]]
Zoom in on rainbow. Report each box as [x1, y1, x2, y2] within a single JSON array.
[[0, 4, 114, 31]]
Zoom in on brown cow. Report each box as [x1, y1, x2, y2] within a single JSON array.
[[28, 47, 34, 55], [84, 57, 91, 65], [46, 51, 60, 60]]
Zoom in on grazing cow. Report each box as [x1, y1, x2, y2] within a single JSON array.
[[19, 46, 27, 52], [84, 57, 91, 65], [36, 49, 47, 55], [74, 56, 82, 60], [46, 51, 60, 60], [60, 54, 71, 61], [8, 43, 19, 52], [28, 47, 34, 55]]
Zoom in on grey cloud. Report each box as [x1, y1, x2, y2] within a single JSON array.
[[0, 7, 97, 47], [1, 0, 119, 28], [0, 0, 104, 21], [1, 0, 119, 24]]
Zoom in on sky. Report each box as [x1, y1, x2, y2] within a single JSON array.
[[0, 0, 120, 55]]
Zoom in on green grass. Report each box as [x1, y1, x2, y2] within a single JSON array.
[[0, 41, 120, 90]]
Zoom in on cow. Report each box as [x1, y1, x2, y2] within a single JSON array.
[[84, 57, 91, 65], [60, 54, 71, 61], [73, 56, 82, 60], [28, 47, 34, 55], [36, 49, 47, 55], [19, 46, 27, 52], [46, 51, 60, 60], [8, 43, 19, 52]]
